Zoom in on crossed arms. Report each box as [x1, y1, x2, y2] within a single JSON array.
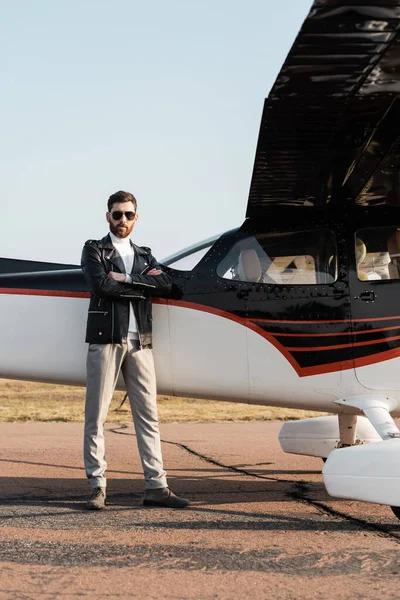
[[81, 243, 172, 299]]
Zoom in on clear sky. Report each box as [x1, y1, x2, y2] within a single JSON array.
[[1, 0, 312, 264]]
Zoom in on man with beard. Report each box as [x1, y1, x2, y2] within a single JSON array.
[[81, 190, 190, 510]]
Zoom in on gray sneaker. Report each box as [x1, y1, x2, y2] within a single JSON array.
[[143, 487, 190, 508], [86, 487, 106, 510]]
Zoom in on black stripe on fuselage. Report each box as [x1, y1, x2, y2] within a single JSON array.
[[274, 328, 400, 349]]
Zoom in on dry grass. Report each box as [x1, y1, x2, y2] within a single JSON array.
[[0, 379, 324, 423]]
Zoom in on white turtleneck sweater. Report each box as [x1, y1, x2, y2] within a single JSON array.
[[109, 232, 138, 338]]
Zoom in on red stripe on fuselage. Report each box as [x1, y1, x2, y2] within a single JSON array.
[[163, 299, 400, 376], [1, 288, 400, 376], [0, 288, 90, 298], [164, 299, 347, 376], [252, 315, 400, 324], [275, 325, 400, 337], [286, 334, 400, 352]]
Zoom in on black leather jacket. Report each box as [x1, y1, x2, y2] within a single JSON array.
[[81, 234, 172, 347]]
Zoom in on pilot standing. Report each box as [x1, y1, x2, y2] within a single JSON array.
[[81, 190, 189, 510]]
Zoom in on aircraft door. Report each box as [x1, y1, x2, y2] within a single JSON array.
[[348, 218, 400, 391], [216, 218, 353, 408]]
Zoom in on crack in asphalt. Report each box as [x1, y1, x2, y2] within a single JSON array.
[[107, 424, 400, 542], [1, 539, 400, 574], [108, 424, 280, 482]]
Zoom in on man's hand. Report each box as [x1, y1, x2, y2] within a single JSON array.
[[107, 269, 162, 283], [107, 272, 126, 282], [147, 268, 162, 275]]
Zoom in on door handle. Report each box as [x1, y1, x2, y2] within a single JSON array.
[[356, 291, 376, 302]]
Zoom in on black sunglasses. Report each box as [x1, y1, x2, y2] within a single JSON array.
[[110, 210, 136, 221]]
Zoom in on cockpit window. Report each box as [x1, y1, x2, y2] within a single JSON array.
[[164, 246, 212, 271], [161, 234, 220, 272], [356, 228, 400, 281], [217, 230, 337, 285]]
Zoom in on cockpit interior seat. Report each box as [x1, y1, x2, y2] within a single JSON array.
[[328, 255, 337, 281], [388, 230, 400, 280], [237, 249, 263, 282], [356, 237, 369, 281]]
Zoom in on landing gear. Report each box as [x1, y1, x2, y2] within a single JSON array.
[[321, 415, 358, 466], [337, 414, 357, 448], [279, 414, 380, 460], [324, 395, 400, 509]]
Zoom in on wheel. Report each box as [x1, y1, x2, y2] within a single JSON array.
[[390, 506, 400, 519]]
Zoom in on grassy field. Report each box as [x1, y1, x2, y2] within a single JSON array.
[[0, 379, 324, 423]]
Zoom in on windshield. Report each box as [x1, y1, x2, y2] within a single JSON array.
[[161, 233, 222, 271]]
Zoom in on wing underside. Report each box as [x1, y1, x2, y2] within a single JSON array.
[[247, 0, 400, 216]]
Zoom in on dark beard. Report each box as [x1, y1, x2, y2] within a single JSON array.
[[109, 222, 131, 238]]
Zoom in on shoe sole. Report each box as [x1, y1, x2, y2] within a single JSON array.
[[85, 500, 106, 510]]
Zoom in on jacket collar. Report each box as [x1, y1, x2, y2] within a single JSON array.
[[99, 233, 149, 255], [99, 234, 149, 272]]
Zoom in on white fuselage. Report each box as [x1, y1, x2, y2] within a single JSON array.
[[2, 291, 400, 414]]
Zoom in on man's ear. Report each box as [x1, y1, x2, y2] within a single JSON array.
[[134, 213, 139, 225], [106, 212, 110, 224]]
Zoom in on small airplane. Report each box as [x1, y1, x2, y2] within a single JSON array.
[[2, 0, 400, 518]]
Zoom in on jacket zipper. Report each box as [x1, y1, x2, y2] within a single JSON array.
[[107, 250, 146, 347], [130, 257, 148, 348], [89, 310, 108, 315], [137, 259, 146, 348]]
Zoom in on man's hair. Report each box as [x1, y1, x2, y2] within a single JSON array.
[[107, 190, 137, 212]]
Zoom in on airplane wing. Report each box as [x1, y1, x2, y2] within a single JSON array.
[[0, 258, 86, 294], [247, 0, 400, 216], [0, 257, 79, 274]]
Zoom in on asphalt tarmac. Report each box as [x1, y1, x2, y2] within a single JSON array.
[[1, 421, 400, 599]]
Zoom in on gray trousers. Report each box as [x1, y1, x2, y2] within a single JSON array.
[[84, 339, 167, 490]]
